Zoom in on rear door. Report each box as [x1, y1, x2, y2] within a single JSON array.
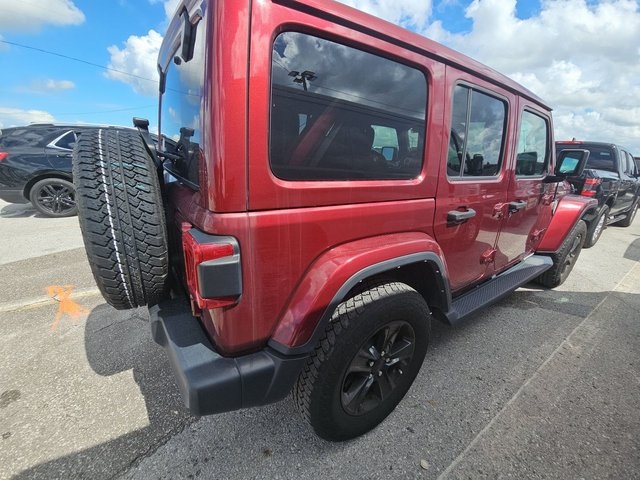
[[494, 102, 554, 270], [433, 74, 513, 293], [617, 149, 638, 212]]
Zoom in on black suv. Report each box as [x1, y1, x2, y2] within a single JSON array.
[[0, 124, 90, 216], [0, 124, 153, 217], [556, 140, 639, 247]]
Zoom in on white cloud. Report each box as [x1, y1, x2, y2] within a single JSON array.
[[106, 29, 163, 96], [338, 0, 640, 151], [105, 0, 178, 95], [19, 79, 76, 94], [107, 0, 640, 152], [337, 0, 433, 30], [162, 0, 181, 19], [0, 108, 55, 128], [0, 0, 84, 31], [435, 0, 640, 152]]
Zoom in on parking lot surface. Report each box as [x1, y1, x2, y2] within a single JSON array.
[[1, 198, 639, 479]]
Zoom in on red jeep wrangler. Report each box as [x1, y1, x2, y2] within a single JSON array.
[[73, 0, 596, 440]]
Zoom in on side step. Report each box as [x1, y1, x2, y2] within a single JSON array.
[[444, 254, 553, 326], [606, 213, 627, 225]]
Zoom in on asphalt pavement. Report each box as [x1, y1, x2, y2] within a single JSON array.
[[0, 198, 638, 479]]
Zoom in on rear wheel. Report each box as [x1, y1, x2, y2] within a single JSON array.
[[73, 128, 168, 309], [584, 205, 608, 248], [294, 282, 430, 441], [29, 178, 77, 217], [536, 220, 587, 288]]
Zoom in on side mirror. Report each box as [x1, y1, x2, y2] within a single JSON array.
[[545, 149, 590, 183]]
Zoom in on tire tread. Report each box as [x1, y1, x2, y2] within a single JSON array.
[[73, 128, 168, 309]]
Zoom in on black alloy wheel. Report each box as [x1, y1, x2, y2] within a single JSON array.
[[341, 320, 416, 416], [29, 178, 77, 217]]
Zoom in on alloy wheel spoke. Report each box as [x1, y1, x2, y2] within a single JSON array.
[[387, 337, 414, 363], [343, 374, 374, 412], [43, 185, 58, 196], [375, 369, 395, 400], [381, 324, 402, 354], [347, 349, 376, 375]]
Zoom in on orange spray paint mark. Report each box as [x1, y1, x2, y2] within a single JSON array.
[[46, 285, 90, 332]]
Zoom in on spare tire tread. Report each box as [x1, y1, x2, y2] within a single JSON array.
[[73, 128, 168, 309]]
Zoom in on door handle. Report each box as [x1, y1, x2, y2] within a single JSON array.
[[447, 208, 476, 225], [508, 200, 527, 213]]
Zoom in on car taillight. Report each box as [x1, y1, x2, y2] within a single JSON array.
[[0, 152, 8, 162], [580, 178, 601, 197], [182, 223, 242, 314]]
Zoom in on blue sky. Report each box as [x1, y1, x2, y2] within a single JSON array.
[[0, 0, 167, 129], [1, 0, 639, 153]]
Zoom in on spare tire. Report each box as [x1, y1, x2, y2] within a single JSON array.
[[73, 127, 168, 309]]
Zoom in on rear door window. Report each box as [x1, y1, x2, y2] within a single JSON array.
[[270, 32, 427, 180], [447, 85, 507, 178]]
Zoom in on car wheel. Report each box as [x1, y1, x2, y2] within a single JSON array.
[[294, 281, 430, 441], [614, 199, 638, 228], [73, 128, 168, 310], [584, 205, 609, 248], [29, 178, 77, 217], [536, 220, 587, 288]]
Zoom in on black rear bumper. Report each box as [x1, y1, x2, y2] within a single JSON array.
[[149, 299, 309, 415]]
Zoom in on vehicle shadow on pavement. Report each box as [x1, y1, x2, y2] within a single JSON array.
[[14, 288, 640, 479], [13, 303, 198, 480], [623, 236, 640, 261], [0, 202, 38, 218]]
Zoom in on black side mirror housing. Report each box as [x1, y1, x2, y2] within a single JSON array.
[[545, 149, 590, 183]]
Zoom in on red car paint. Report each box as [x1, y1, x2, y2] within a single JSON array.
[[157, 0, 592, 357]]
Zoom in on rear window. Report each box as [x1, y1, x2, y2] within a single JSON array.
[[269, 32, 427, 181], [0, 127, 56, 149], [557, 144, 616, 172]]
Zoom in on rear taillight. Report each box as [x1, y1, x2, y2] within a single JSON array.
[[580, 178, 601, 197], [182, 223, 242, 313], [0, 152, 8, 162]]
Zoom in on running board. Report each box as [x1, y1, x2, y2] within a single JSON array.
[[444, 255, 553, 326]]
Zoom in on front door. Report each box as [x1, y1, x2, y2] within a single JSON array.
[[495, 105, 555, 269]]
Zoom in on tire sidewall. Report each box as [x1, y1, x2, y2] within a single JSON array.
[[585, 206, 608, 248], [557, 219, 587, 285]]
